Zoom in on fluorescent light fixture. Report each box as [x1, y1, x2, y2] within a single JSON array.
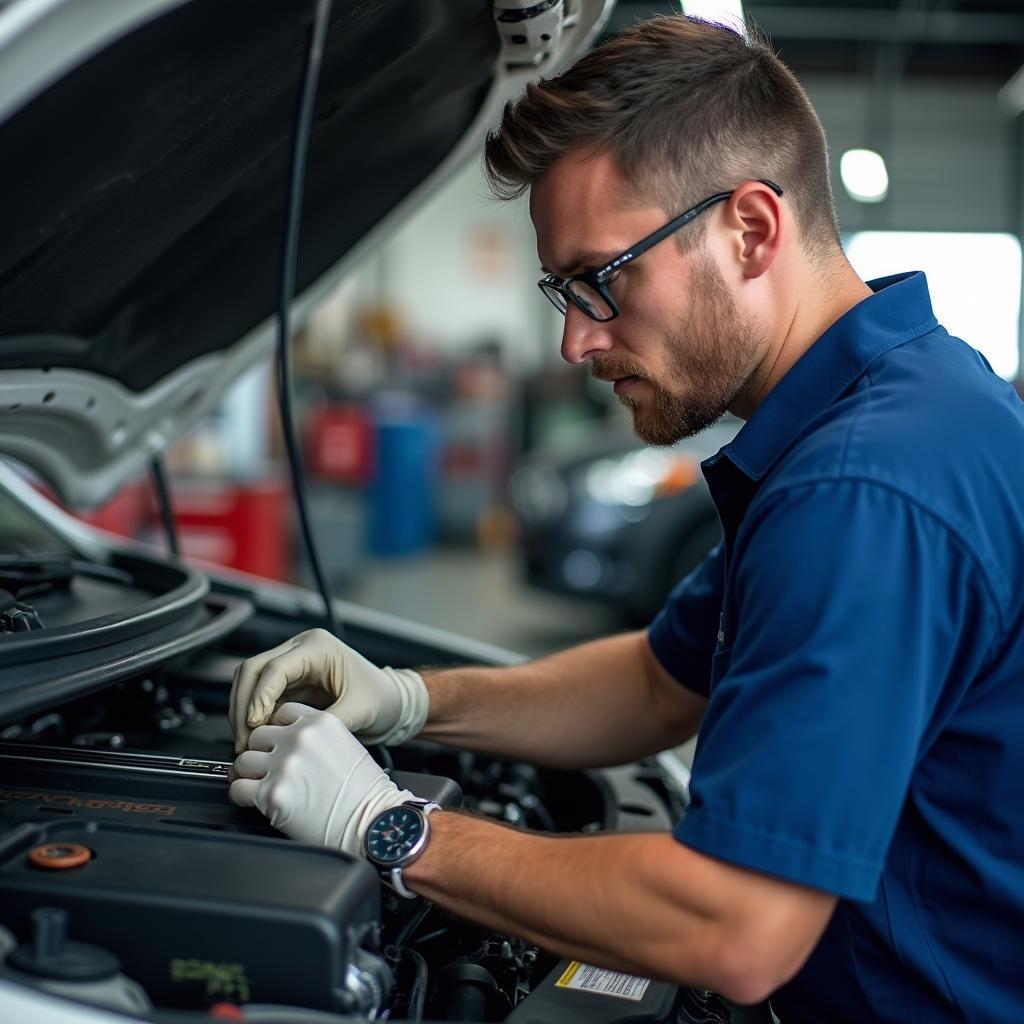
[[840, 149, 889, 204], [845, 231, 1021, 380], [680, 0, 746, 36]]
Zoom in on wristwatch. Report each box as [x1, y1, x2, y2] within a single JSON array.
[[363, 798, 440, 898]]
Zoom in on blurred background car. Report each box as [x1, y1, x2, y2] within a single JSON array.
[[510, 418, 740, 624]]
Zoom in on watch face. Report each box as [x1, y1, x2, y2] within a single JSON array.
[[365, 805, 425, 865]]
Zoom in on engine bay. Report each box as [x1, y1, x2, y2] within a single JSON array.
[[0, 662, 685, 1022]]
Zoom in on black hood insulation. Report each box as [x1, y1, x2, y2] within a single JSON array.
[[0, 0, 498, 391]]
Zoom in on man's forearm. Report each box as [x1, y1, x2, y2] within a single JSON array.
[[402, 811, 833, 1003], [405, 811, 725, 987], [417, 631, 704, 769]]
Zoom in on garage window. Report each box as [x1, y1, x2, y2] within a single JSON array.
[[845, 231, 1022, 381]]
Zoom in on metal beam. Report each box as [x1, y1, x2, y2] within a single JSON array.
[[750, 5, 1024, 44]]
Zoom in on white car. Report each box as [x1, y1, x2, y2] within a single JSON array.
[[0, 2, 719, 1022]]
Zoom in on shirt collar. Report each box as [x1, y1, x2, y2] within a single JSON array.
[[714, 271, 938, 482]]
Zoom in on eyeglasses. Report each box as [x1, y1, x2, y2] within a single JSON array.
[[538, 179, 784, 322]]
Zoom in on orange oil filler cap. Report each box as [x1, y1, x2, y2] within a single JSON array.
[[28, 843, 92, 870]]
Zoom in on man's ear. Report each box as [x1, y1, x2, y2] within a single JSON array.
[[723, 180, 783, 279]]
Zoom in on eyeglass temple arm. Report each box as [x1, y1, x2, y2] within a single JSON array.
[[598, 179, 785, 280]]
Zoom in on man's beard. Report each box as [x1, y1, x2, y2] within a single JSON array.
[[591, 252, 764, 446]]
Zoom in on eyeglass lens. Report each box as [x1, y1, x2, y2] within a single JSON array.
[[566, 280, 614, 320], [540, 281, 568, 313], [541, 279, 615, 321]]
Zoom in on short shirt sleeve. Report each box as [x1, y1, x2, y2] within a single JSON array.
[[648, 541, 727, 697], [675, 479, 998, 901]]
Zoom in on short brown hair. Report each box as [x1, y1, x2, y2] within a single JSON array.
[[484, 15, 840, 256]]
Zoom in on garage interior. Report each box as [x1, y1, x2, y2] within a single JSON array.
[[56, 0, 1021, 658], [1, 4, 1022, 682], [2, 1, 1023, 1021]]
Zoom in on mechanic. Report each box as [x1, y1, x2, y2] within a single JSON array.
[[228, 15, 1024, 1022]]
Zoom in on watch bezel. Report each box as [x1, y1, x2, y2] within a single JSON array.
[[364, 802, 430, 867]]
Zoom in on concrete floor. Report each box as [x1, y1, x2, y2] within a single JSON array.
[[340, 546, 698, 766], [341, 545, 625, 659]]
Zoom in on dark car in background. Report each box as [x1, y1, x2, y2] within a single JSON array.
[[510, 419, 740, 623]]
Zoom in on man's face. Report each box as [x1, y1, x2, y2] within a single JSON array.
[[530, 148, 766, 445]]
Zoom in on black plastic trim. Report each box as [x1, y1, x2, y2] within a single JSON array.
[[495, 0, 560, 23], [0, 592, 253, 722], [0, 551, 208, 665]]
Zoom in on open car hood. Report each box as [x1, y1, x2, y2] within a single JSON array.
[[0, 0, 613, 507]]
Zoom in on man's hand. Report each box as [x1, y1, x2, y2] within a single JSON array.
[[228, 703, 413, 855], [229, 629, 429, 754]]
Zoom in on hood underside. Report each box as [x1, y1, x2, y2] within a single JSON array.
[[0, 0, 613, 506], [1, 0, 498, 393]]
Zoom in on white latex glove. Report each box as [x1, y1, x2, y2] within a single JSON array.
[[228, 702, 413, 856], [229, 628, 429, 754]]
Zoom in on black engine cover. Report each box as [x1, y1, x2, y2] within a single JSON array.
[[0, 818, 378, 1010], [0, 741, 463, 1010]]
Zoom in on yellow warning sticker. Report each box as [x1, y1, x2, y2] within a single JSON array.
[[554, 961, 651, 1001]]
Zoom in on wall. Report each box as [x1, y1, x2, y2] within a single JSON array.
[[316, 74, 1022, 372], [333, 157, 564, 374], [804, 76, 1018, 234]]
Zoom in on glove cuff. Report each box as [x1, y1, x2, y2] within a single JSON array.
[[376, 668, 430, 746]]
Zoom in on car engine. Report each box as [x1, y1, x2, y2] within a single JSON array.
[[0, 659, 687, 1022]]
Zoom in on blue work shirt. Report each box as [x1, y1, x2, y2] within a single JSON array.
[[649, 272, 1024, 1023]]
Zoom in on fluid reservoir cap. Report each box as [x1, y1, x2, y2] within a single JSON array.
[[28, 843, 92, 870], [8, 907, 121, 982]]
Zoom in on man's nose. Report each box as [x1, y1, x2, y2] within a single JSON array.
[[560, 304, 614, 365]]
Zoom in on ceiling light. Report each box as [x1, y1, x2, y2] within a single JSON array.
[[840, 149, 889, 204], [680, 0, 746, 36]]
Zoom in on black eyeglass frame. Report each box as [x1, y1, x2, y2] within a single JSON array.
[[538, 178, 784, 322]]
